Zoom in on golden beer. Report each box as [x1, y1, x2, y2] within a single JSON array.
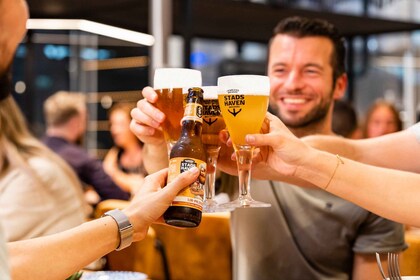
[[217, 74, 271, 208], [153, 68, 201, 152], [218, 94, 268, 147], [155, 88, 185, 146]]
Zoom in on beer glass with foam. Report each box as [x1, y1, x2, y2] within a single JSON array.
[[154, 68, 202, 155], [217, 75, 271, 208]]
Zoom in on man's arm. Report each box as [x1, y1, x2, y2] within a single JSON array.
[[130, 87, 169, 173]]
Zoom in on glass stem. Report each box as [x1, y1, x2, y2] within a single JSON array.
[[235, 146, 254, 203], [205, 148, 220, 201]]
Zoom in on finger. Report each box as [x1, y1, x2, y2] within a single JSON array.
[[161, 167, 199, 199], [141, 86, 158, 103], [132, 100, 165, 128], [130, 118, 157, 137], [219, 129, 231, 147], [246, 133, 279, 147], [246, 112, 283, 146]]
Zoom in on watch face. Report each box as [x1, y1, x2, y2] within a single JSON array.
[[82, 271, 148, 280]]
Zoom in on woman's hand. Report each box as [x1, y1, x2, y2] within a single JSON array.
[[123, 167, 199, 241], [246, 112, 314, 177]]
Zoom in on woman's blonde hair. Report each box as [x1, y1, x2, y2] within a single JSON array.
[[0, 96, 87, 213]]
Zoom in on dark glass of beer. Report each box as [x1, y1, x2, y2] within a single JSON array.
[[201, 86, 230, 213], [153, 68, 202, 156], [164, 87, 206, 227]]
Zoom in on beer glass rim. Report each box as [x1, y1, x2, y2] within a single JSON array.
[[217, 75, 269, 95], [202, 86, 218, 100], [154, 68, 202, 89]]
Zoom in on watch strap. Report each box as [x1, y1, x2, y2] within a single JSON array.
[[103, 209, 133, 251]]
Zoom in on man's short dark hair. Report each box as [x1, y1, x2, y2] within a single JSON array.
[[270, 16, 346, 83]]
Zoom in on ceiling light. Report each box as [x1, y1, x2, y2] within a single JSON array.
[[26, 19, 155, 46]]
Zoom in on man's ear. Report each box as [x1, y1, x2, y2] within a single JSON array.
[[333, 74, 347, 100]]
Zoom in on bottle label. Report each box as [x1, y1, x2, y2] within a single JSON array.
[[181, 103, 203, 123], [168, 157, 206, 211]]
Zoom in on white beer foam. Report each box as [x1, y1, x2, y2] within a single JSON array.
[[217, 75, 270, 95], [202, 86, 218, 100], [154, 68, 202, 89]]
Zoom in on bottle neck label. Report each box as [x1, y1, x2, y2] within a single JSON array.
[[168, 157, 206, 211], [181, 103, 203, 123]]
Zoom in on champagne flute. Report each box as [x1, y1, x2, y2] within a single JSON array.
[[201, 86, 232, 212], [153, 68, 202, 156], [217, 75, 271, 208]]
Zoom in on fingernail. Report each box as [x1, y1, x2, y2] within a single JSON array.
[[155, 112, 165, 122], [146, 127, 155, 135], [246, 135, 255, 143], [188, 167, 199, 175]]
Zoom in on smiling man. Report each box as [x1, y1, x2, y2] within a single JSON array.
[[227, 17, 406, 280]]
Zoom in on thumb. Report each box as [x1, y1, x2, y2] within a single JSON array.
[[161, 167, 200, 199]]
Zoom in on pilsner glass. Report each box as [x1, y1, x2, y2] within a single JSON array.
[[217, 75, 271, 208], [153, 68, 202, 155], [201, 86, 231, 212]]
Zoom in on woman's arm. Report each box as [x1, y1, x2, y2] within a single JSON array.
[[8, 167, 199, 280], [246, 113, 420, 226], [303, 128, 420, 173]]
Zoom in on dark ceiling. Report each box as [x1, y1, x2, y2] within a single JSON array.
[[26, 0, 420, 43]]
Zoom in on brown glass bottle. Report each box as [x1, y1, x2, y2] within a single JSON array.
[[164, 87, 207, 227]]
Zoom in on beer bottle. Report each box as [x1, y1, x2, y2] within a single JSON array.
[[164, 87, 207, 227]]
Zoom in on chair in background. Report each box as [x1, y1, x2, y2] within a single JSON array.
[[401, 227, 420, 276], [151, 212, 232, 280]]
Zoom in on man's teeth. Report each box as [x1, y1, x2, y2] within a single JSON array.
[[283, 98, 306, 104]]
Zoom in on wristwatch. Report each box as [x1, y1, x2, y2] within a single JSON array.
[[103, 209, 133, 251]]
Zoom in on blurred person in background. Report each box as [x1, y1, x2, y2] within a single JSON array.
[[363, 99, 402, 138], [103, 102, 148, 195], [42, 91, 131, 202], [332, 99, 362, 139], [0, 95, 87, 241]]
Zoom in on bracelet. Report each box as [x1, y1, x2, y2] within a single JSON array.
[[102, 209, 133, 251], [324, 154, 344, 190]]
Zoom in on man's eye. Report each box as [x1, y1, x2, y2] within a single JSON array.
[[274, 69, 285, 74], [305, 69, 320, 75]]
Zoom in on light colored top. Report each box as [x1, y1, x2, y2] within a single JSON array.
[[0, 223, 10, 280], [0, 157, 85, 241], [228, 178, 406, 280]]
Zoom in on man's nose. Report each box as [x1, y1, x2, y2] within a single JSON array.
[[283, 70, 304, 92]]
